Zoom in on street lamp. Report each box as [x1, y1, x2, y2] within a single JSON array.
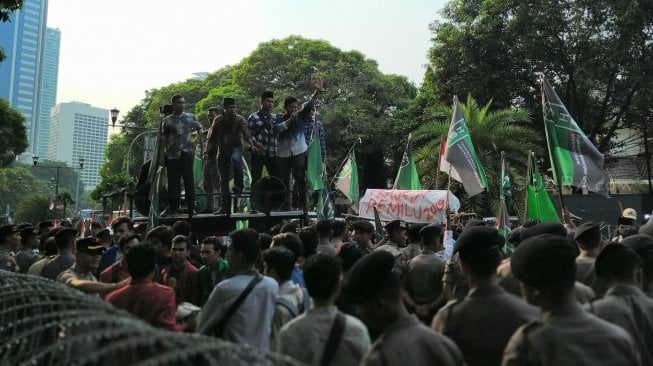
[[110, 108, 120, 128], [74, 157, 85, 213], [32, 156, 85, 214]]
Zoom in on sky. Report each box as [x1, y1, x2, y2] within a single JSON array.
[[47, 0, 448, 122]]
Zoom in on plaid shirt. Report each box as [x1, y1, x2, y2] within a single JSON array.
[[247, 110, 277, 157], [302, 119, 326, 159]]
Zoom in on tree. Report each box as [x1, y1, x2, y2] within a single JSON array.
[[412, 95, 541, 216], [55, 191, 74, 218], [0, 98, 28, 167], [0, 0, 23, 62], [100, 36, 417, 194], [425, 0, 653, 154], [14, 193, 51, 224], [90, 173, 133, 213]]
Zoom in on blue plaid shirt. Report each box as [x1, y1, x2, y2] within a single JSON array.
[[302, 119, 326, 159], [247, 110, 277, 157]]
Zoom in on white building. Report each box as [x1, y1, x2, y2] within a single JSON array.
[[48, 102, 108, 191]]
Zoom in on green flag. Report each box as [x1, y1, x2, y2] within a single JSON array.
[[393, 134, 421, 190], [541, 77, 610, 196], [443, 96, 487, 197], [307, 123, 325, 190], [334, 150, 359, 203], [497, 152, 513, 255], [526, 153, 561, 223], [316, 185, 335, 220]]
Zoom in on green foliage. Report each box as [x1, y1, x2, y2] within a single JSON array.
[[425, 0, 653, 153], [0, 98, 28, 166], [14, 193, 51, 224], [90, 174, 133, 212], [100, 36, 418, 191], [412, 96, 541, 216]]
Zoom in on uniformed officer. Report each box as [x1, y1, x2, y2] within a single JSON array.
[[0, 224, 20, 271], [405, 223, 447, 323], [502, 234, 641, 366], [574, 221, 604, 295], [351, 220, 375, 256], [374, 220, 407, 277], [586, 244, 653, 365], [432, 226, 539, 366], [343, 251, 465, 366]]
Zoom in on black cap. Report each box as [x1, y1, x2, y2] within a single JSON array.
[[19, 226, 39, 239], [463, 219, 486, 231], [519, 222, 567, 242], [76, 237, 105, 255], [511, 234, 577, 289], [223, 97, 236, 107], [573, 222, 600, 241], [54, 228, 77, 243], [621, 234, 653, 255], [342, 251, 397, 304], [351, 220, 374, 234], [384, 220, 405, 235], [39, 221, 54, 230], [419, 223, 442, 240], [0, 224, 19, 237], [453, 226, 503, 254], [595, 244, 640, 280], [261, 91, 274, 100]]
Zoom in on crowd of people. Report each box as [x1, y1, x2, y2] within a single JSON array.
[[156, 79, 327, 216], [1, 205, 653, 365]]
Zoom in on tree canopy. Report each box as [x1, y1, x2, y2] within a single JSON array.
[[424, 0, 653, 153], [0, 98, 28, 167]]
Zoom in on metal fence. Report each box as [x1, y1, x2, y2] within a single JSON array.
[[0, 271, 299, 366]]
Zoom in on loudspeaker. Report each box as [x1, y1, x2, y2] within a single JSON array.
[[251, 176, 287, 213]]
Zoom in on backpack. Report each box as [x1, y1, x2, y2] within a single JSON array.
[[276, 287, 310, 318]]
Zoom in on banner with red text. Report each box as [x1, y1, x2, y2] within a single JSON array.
[[358, 189, 460, 224]]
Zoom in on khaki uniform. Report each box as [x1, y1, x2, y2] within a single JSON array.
[[402, 243, 421, 262], [374, 241, 406, 277], [406, 251, 446, 305], [433, 285, 539, 366], [502, 302, 641, 366], [361, 314, 465, 366], [586, 284, 653, 365]]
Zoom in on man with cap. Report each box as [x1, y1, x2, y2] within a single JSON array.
[[343, 251, 465, 366], [574, 221, 604, 296], [405, 223, 447, 323], [432, 227, 539, 366], [622, 234, 653, 298], [247, 91, 278, 187], [443, 219, 487, 301], [0, 224, 20, 271], [374, 219, 408, 276], [206, 97, 261, 214], [502, 234, 641, 365], [41, 227, 77, 280], [402, 223, 425, 262], [58, 237, 128, 296], [585, 244, 653, 364], [351, 220, 375, 256], [15, 226, 40, 273], [160, 94, 203, 216]]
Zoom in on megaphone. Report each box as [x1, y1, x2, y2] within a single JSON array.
[[251, 176, 287, 213]]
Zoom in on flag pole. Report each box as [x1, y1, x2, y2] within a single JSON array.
[[436, 134, 445, 189], [539, 74, 566, 212], [524, 150, 533, 221], [329, 138, 361, 188]]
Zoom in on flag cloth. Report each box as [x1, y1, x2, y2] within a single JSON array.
[[496, 152, 513, 255], [526, 153, 561, 223], [541, 77, 610, 196], [443, 96, 487, 197], [316, 185, 335, 220], [334, 151, 359, 203], [373, 206, 386, 243], [235, 157, 252, 229], [439, 135, 462, 182], [393, 134, 421, 190], [147, 166, 164, 232], [307, 122, 325, 190]]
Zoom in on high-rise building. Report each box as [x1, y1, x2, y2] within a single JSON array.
[[0, 0, 49, 159], [36, 27, 61, 158], [48, 102, 108, 191]]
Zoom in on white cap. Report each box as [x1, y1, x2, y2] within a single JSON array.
[[622, 208, 637, 220]]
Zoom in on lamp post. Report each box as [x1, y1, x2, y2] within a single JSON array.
[[33, 156, 85, 215], [74, 157, 85, 213], [110, 108, 120, 128]]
